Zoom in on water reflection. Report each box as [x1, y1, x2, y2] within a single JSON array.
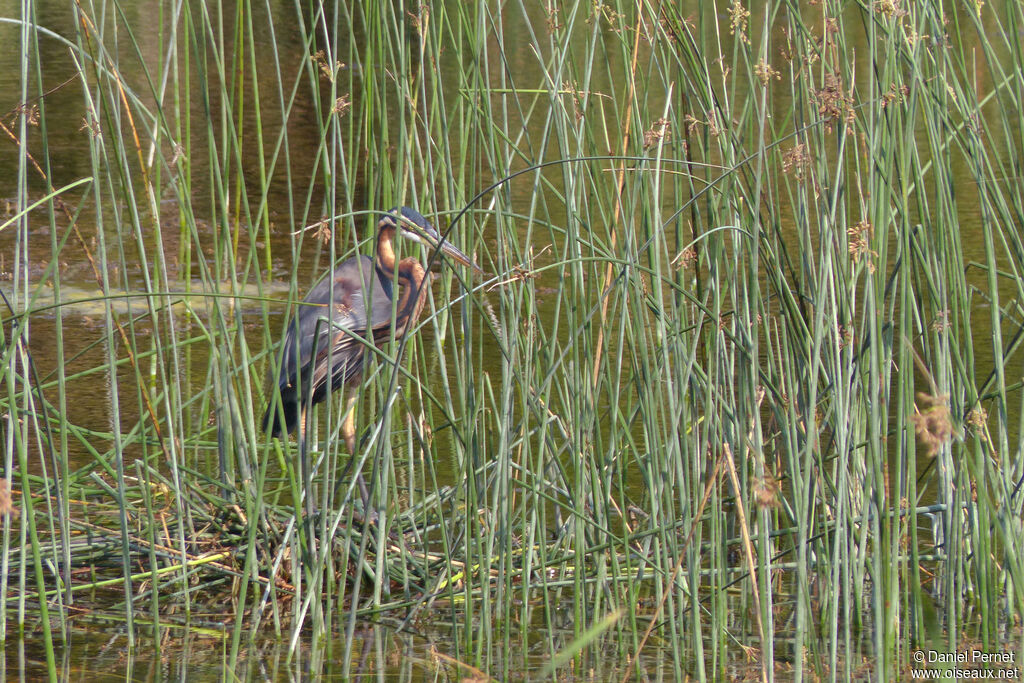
[[5, 619, 691, 681]]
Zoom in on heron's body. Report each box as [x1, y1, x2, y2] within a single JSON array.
[[262, 207, 474, 458], [264, 245, 426, 438]]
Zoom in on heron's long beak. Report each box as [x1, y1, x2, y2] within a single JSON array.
[[393, 210, 484, 274], [436, 238, 483, 274]]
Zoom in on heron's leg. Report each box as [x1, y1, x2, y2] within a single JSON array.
[[341, 388, 358, 454], [341, 386, 373, 517], [298, 407, 315, 519]]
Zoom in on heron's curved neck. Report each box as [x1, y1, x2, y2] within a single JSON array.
[[375, 228, 398, 275], [375, 226, 427, 293]]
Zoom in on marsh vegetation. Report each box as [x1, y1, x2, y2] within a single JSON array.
[[2, 0, 1023, 680]]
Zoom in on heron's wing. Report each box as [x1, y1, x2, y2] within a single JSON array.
[[274, 255, 395, 401]]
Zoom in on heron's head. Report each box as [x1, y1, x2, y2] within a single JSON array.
[[380, 206, 481, 272]]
